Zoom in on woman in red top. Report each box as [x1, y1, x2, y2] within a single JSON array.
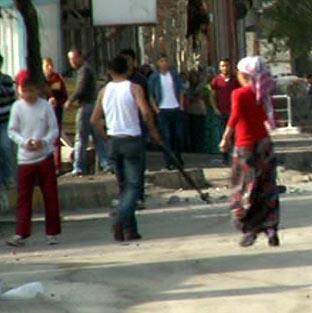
[[220, 56, 280, 247], [43, 58, 68, 174]]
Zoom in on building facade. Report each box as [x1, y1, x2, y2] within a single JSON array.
[[0, 0, 256, 77], [141, 0, 252, 71], [0, 0, 62, 77], [0, 0, 139, 78]]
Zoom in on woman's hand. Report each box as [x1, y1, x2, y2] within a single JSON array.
[[219, 138, 229, 153], [219, 126, 234, 153], [232, 208, 246, 220]]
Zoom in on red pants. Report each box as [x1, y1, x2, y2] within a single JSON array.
[[54, 136, 61, 172], [16, 155, 61, 237], [54, 119, 62, 172]]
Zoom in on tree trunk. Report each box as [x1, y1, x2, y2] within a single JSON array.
[[14, 0, 44, 87]]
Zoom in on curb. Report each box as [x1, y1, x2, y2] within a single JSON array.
[[1, 168, 208, 213]]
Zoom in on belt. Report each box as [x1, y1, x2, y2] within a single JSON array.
[[108, 135, 142, 140]]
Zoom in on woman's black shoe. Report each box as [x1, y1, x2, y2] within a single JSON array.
[[268, 234, 280, 247], [239, 233, 257, 247]]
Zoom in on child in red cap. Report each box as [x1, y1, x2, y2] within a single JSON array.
[[7, 75, 61, 246]]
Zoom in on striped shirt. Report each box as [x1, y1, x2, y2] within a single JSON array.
[[0, 73, 15, 123]]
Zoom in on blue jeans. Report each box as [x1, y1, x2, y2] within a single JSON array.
[[0, 121, 14, 187], [138, 130, 148, 202], [74, 104, 109, 173], [108, 137, 144, 232], [157, 108, 184, 167]]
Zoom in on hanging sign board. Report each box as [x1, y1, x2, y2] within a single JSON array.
[[92, 0, 157, 26]]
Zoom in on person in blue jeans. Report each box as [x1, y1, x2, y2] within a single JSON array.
[[0, 54, 16, 189], [119, 48, 151, 210], [64, 49, 110, 175], [91, 56, 162, 242], [148, 54, 184, 170]]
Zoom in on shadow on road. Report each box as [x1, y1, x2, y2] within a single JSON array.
[[1, 248, 312, 312]]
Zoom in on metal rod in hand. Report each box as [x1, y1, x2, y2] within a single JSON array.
[[160, 145, 210, 203]]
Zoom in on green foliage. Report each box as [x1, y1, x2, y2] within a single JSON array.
[[263, 0, 312, 56]]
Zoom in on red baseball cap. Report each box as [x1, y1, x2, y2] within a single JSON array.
[[15, 69, 30, 87]]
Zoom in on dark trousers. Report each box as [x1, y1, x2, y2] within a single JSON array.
[[16, 155, 61, 237], [219, 114, 231, 163], [108, 137, 144, 232], [183, 113, 192, 152], [158, 108, 184, 167], [188, 114, 206, 153], [0, 121, 14, 187], [139, 120, 148, 202], [139, 141, 146, 202]]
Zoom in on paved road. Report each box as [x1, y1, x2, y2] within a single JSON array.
[[0, 194, 312, 313]]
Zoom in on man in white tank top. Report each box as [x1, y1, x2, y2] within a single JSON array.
[[91, 56, 162, 242], [119, 49, 150, 211]]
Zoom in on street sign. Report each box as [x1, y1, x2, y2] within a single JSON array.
[[92, 0, 157, 26]]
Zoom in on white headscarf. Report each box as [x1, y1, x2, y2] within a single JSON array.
[[237, 56, 276, 128]]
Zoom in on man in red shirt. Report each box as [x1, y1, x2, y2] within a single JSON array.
[[43, 57, 68, 175], [211, 58, 240, 163]]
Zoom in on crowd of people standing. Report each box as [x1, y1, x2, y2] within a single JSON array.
[[0, 49, 281, 248], [139, 56, 242, 166]]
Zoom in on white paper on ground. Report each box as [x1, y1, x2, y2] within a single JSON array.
[[1, 282, 44, 299]]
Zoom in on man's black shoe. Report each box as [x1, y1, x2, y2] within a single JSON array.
[[125, 232, 142, 241], [166, 165, 175, 171], [112, 224, 125, 242]]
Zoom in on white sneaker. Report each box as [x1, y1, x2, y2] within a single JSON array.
[[46, 235, 59, 245], [71, 170, 83, 177], [6, 235, 25, 247]]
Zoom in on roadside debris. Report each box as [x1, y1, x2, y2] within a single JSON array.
[[1, 282, 44, 299]]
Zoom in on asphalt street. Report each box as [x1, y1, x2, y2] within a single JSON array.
[[0, 193, 312, 313]]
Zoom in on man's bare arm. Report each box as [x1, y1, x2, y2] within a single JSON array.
[[132, 84, 162, 144], [149, 96, 160, 114], [179, 93, 184, 111], [90, 87, 107, 139]]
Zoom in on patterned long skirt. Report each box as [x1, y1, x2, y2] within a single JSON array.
[[230, 137, 280, 234]]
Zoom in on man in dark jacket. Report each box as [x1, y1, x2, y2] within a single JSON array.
[[65, 49, 110, 175], [0, 54, 15, 189], [148, 54, 184, 170]]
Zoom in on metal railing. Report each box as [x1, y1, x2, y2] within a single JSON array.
[[272, 95, 294, 130]]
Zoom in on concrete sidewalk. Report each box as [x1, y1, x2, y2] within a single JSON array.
[[1, 153, 311, 215], [2, 133, 312, 213]]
